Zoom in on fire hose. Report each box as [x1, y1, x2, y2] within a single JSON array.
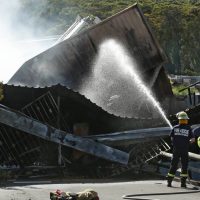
[[123, 185, 200, 200]]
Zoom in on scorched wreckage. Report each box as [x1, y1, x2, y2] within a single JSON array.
[[0, 4, 184, 171]]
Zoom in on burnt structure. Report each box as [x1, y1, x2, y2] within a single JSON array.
[[2, 84, 166, 133], [0, 84, 169, 166], [8, 4, 173, 118], [0, 4, 176, 171]]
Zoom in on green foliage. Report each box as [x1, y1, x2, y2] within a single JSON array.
[[172, 84, 198, 96], [182, 66, 200, 76], [137, 0, 200, 75], [17, 0, 200, 75]]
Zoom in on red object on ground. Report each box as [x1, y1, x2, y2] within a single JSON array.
[[56, 189, 62, 195]]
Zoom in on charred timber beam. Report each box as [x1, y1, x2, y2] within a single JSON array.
[[0, 105, 129, 165], [87, 127, 171, 145]]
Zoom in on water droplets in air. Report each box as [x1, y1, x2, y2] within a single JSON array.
[[81, 39, 172, 129]]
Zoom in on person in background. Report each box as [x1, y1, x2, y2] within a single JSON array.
[[166, 111, 195, 187], [192, 126, 200, 152]]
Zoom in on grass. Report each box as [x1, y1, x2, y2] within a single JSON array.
[[172, 84, 199, 96]]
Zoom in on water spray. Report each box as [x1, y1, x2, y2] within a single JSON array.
[[106, 39, 172, 128], [82, 39, 172, 129]]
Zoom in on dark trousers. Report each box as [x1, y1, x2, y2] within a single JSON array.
[[169, 148, 189, 176]]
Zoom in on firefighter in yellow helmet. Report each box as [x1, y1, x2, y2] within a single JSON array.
[[166, 111, 195, 187]]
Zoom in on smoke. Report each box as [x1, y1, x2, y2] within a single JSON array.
[[0, 0, 55, 83]]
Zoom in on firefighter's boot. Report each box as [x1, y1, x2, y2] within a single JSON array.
[[167, 176, 173, 187], [181, 177, 187, 188]]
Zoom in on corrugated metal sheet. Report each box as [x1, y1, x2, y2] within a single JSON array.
[[0, 84, 167, 167], [2, 84, 165, 133], [9, 4, 167, 88], [8, 4, 173, 118]]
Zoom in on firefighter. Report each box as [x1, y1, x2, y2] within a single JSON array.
[[166, 111, 195, 187]]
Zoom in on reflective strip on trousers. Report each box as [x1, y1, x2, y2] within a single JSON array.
[[198, 137, 200, 148], [167, 173, 175, 177], [180, 173, 188, 177]]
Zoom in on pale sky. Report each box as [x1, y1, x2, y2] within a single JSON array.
[[0, 38, 55, 83], [0, 1, 56, 83]]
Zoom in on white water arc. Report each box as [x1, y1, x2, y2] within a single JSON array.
[[83, 39, 172, 129]]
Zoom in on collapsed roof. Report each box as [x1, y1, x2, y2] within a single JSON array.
[[8, 4, 173, 118], [0, 84, 169, 167]]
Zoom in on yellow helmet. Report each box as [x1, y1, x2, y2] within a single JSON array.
[[176, 111, 189, 120]]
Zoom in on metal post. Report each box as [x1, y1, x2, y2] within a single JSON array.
[[188, 88, 192, 105], [57, 96, 62, 166], [193, 92, 196, 106]]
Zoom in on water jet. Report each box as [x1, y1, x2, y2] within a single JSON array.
[[81, 39, 172, 128]]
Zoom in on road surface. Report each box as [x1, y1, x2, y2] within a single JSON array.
[[0, 180, 199, 200]]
